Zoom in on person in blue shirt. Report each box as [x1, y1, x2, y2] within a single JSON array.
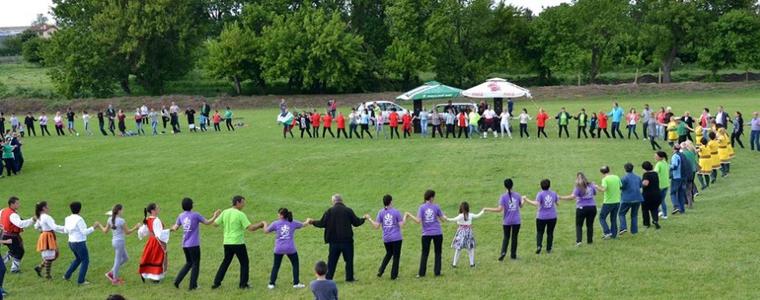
[[607, 102, 625, 139], [618, 163, 643, 235], [670, 145, 686, 215]]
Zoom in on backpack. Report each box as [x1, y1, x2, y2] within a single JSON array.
[[677, 152, 693, 179]]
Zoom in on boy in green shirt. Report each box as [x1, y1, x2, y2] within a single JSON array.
[[654, 151, 670, 219], [597, 166, 621, 239], [224, 107, 235, 131], [212, 195, 266, 289]]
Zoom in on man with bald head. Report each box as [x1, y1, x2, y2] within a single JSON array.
[[310, 194, 367, 282]]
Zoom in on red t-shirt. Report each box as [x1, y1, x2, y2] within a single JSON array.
[[213, 114, 221, 123], [598, 114, 608, 128], [458, 113, 467, 127], [402, 114, 412, 129], [389, 112, 399, 127], [323, 114, 332, 128], [312, 113, 321, 127], [536, 112, 548, 127], [337, 115, 345, 129]]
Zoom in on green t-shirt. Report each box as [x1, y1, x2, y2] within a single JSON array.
[[683, 150, 698, 170], [1, 144, 13, 159], [224, 110, 233, 119], [676, 122, 688, 136], [215, 208, 251, 245], [560, 113, 568, 125], [601, 175, 622, 204], [655, 161, 670, 189]]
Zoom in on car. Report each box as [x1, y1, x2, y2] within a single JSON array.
[[433, 102, 478, 115], [356, 101, 409, 124]]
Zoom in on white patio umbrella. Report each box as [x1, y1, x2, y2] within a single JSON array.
[[462, 78, 532, 99]]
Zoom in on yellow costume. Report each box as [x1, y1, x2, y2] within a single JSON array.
[[697, 146, 712, 174], [667, 121, 678, 142], [707, 139, 720, 169], [717, 135, 730, 163], [695, 125, 703, 142]]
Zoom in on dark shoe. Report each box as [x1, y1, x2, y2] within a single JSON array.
[[672, 209, 680, 215], [498, 253, 506, 261], [240, 284, 251, 289], [34, 266, 42, 278], [535, 247, 542, 254], [174, 282, 180, 289], [211, 284, 220, 289], [619, 229, 627, 235]]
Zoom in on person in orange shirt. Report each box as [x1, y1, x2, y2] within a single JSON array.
[[597, 111, 611, 139], [458, 110, 469, 138], [388, 109, 400, 139], [311, 110, 321, 138], [536, 108, 548, 138], [322, 112, 335, 138], [402, 113, 413, 139], [212, 111, 222, 132], [336, 112, 348, 139]]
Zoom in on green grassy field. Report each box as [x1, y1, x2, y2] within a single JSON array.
[[1, 90, 759, 300]]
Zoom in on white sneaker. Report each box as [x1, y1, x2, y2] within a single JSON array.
[[661, 215, 668, 220], [293, 283, 305, 289], [267, 284, 275, 289], [658, 211, 663, 217]]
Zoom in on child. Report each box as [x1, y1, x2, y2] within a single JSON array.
[[310, 261, 337, 300], [589, 112, 598, 138], [170, 198, 220, 290], [445, 202, 484, 267], [336, 112, 347, 139], [696, 138, 712, 190], [518, 108, 531, 138], [322, 112, 334, 138], [368, 195, 406, 280], [224, 107, 235, 131], [499, 110, 512, 138], [99, 204, 140, 285], [402, 112, 412, 138], [388, 109, 400, 139], [666, 117, 678, 147], [522, 179, 558, 254], [484, 178, 523, 260], [536, 108, 548, 138], [138, 203, 170, 282], [82, 111, 92, 136], [311, 110, 321, 138], [265, 208, 308, 289], [707, 132, 720, 183], [135, 109, 144, 135], [33, 201, 66, 279], [212, 110, 222, 132]]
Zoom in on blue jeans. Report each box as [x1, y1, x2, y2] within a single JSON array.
[[599, 203, 619, 238], [65, 241, 90, 284], [659, 188, 669, 216], [670, 178, 686, 213], [468, 124, 478, 136], [151, 121, 158, 135], [618, 202, 640, 234], [420, 119, 428, 136], [751, 130, 760, 151]]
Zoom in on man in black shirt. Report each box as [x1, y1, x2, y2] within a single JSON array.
[[682, 111, 695, 141], [23, 113, 36, 137], [310, 194, 367, 282], [97, 111, 108, 136], [66, 108, 78, 135], [185, 107, 197, 132], [200, 101, 211, 127]]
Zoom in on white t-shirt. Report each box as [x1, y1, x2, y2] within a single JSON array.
[[500, 112, 511, 125], [483, 110, 496, 119], [446, 212, 484, 226], [519, 113, 532, 124]]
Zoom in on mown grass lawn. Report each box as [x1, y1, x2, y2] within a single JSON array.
[[2, 90, 759, 300]]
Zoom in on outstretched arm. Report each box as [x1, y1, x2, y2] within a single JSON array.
[[482, 206, 503, 213], [404, 212, 420, 224], [202, 209, 222, 225], [247, 221, 267, 232], [522, 196, 538, 207]]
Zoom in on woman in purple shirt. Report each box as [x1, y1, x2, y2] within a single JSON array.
[[405, 189, 447, 277], [266, 208, 310, 289], [368, 194, 407, 280], [522, 179, 559, 254], [484, 178, 524, 261], [170, 198, 220, 290], [560, 172, 598, 246]]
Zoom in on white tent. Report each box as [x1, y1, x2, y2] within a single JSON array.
[[462, 78, 532, 99]]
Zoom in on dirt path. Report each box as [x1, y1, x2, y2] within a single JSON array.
[[1, 81, 758, 112]]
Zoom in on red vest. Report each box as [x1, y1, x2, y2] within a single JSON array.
[[1, 208, 22, 234]]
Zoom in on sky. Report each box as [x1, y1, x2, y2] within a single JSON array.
[[0, 0, 571, 27]]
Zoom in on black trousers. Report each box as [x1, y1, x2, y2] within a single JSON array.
[[322, 127, 335, 138], [3, 158, 15, 176], [213, 244, 249, 288], [537, 126, 547, 138], [312, 126, 320, 138], [26, 124, 35, 136], [214, 123, 221, 131], [97, 122, 107, 136], [108, 119, 116, 135], [419, 235, 442, 277], [170, 114, 180, 133], [390, 126, 400, 139], [269, 252, 299, 285], [457, 126, 468, 138], [536, 219, 557, 251], [162, 117, 169, 129], [445, 124, 455, 138], [226, 119, 235, 131], [501, 225, 520, 259], [641, 199, 661, 227], [649, 136, 662, 150], [575, 206, 597, 244], [327, 242, 355, 281], [360, 124, 373, 139], [349, 124, 359, 138], [558, 125, 569, 138], [41, 125, 51, 136], [2, 235, 23, 260], [337, 128, 348, 138], [175, 246, 201, 289], [597, 128, 610, 138], [55, 125, 65, 136], [378, 240, 402, 279], [520, 123, 529, 137], [731, 131, 744, 148], [642, 122, 649, 139], [577, 126, 588, 138], [431, 125, 442, 138]]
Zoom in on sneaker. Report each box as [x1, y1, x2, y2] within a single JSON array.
[[267, 284, 275, 290], [498, 253, 506, 261], [655, 223, 661, 230], [575, 242, 582, 247], [79, 281, 91, 286], [661, 215, 668, 220], [535, 247, 542, 254], [451, 264, 457, 268], [105, 272, 114, 282], [672, 209, 680, 215], [469, 264, 475, 268], [658, 211, 664, 217], [34, 266, 42, 278], [602, 234, 612, 240], [619, 229, 627, 235], [293, 283, 305, 289]]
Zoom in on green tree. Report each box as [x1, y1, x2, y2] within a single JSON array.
[[43, 28, 119, 98], [574, 0, 632, 82], [698, 9, 760, 80], [204, 23, 260, 94], [21, 36, 48, 64], [384, 0, 432, 88], [530, 4, 587, 84]]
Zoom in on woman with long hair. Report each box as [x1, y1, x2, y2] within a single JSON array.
[[560, 172, 598, 246], [33, 201, 65, 279], [138, 203, 170, 282], [484, 178, 524, 261], [265, 208, 309, 289], [98, 204, 140, 285]]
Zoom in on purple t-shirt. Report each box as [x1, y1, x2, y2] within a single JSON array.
[[418, 203, 443, 236], [500, 192, 522, 225], [267, 220, 304, 254], [535, 190, 559, 220], [176, 211, 206, 248], [377, 208, 403, 243], [573, 184, 598, 208]]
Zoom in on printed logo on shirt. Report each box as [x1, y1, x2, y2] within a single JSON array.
[[424, 208, 435, 223], [182, 217, 192, 232], [508, 199, 518, 211], [383, 213, 394, 228], [542, 196, 554, 209], [278, 224, 291, 240]]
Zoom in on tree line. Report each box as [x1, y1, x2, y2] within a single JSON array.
[[10, 0, 760, 98]]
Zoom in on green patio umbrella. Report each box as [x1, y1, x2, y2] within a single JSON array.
[[396, 81, 463, 101]]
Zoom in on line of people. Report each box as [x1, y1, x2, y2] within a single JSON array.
[[0, 101, 237, 138], [0, 135, 737, 298], [0, 132, 24, 178]]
